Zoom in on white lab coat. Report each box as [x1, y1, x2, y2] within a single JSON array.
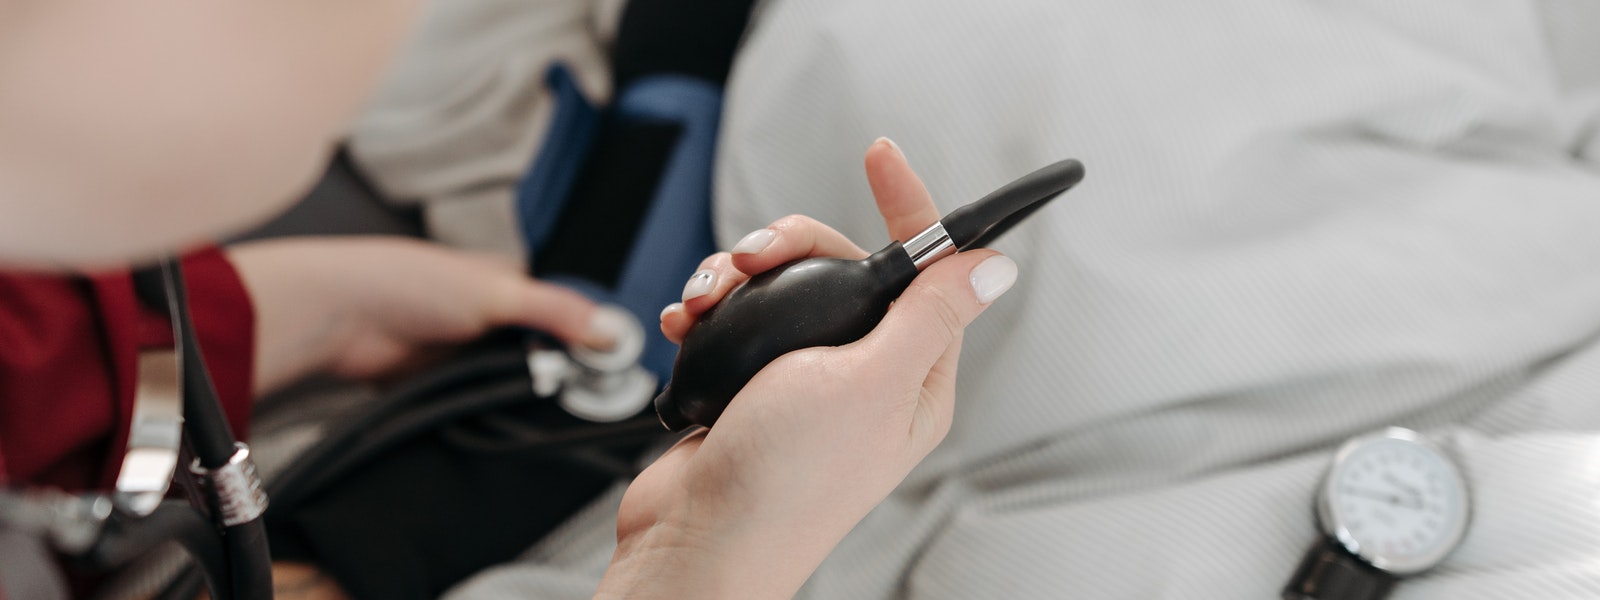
[[345, 0, 618, 258]]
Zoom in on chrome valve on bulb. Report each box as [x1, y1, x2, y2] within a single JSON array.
[[654, 159, 1086, 431]]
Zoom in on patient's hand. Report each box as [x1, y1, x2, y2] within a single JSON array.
[[597, 140, 1019, 598], [227, 237, 613, 394]]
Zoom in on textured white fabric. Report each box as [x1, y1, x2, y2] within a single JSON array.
[[346, 0, 614, 257], [448, 1, 1600, 597]]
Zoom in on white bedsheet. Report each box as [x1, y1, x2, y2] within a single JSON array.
[[448, 0, 1600, 597]]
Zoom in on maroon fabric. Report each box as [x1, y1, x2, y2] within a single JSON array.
[[0, 247, 256, 491]]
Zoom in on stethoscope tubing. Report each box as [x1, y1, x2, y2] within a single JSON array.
[[264, 347, 530, 508], [268, 351, 667, 511], [135, 260, 274, 600]]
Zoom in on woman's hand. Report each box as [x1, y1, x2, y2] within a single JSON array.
[[227, 237, 615, 395], [597, 140, 1019, 598]]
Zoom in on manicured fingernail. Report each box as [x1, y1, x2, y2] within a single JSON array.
[[731, 228, 777, 255], [876, 136, 903, 157], [969, 255, 1018, 304], [583, 306, 631, 351], [660, 302, 684, 321], [682, 270, 716, 301]]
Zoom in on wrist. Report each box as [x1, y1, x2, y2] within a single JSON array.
[[599, 514, 801, 599], [598, 489, 856, 599], [597, 518, 716, 599]]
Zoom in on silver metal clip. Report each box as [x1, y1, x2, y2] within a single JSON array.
[[113, 267, 190, 517], [190, 443, 268, 527]]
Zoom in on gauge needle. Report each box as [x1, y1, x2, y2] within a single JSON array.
[[1382, 473, 1424, 500], [1343, 487, 1423, 509]]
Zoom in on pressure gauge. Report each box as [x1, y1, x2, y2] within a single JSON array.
[[1285, 427, 1471, 600]]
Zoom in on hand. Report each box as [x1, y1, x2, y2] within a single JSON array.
[[597, 139, 1020, 598], [227, 237, 613, 394]]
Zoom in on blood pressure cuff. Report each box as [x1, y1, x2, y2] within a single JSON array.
[[265, 402, 630, 599]]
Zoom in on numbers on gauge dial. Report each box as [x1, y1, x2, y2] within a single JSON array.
[[1331, 439, 1463, 561]]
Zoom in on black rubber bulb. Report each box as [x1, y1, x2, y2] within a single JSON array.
[[655, 159, 1085, 431]]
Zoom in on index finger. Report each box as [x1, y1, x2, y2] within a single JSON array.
[[865, 138, 942, 242]]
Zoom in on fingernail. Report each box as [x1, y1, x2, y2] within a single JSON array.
[[969, 255, 1018, 304], [660, 302, 684, 321], [731, 228, 777, 255], [877, 136, 903, 157], [583, 306, 631, 352], [682, 270, 716, 301]]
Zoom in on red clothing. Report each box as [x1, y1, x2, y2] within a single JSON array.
[[0, 248, 255, 492]]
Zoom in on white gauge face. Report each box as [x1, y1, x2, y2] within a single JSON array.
[[1319, 429, 1470, 575]]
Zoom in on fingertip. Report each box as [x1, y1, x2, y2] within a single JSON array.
[[728, 225, 780, 274], [863, 138, 939, 242], [880, 136, 903, 157], [968, 254, 1018, 305], [504, 279, 602, 346], [866, 136, 904, 166], [578, 305, 633, 353], [863, 250, 1015, 369], [660, 302, 684, 324], [728, 247, 778, 276], [730, 228, 777, 256], [680, 287, 722, 313], [921, 249, 1015, 306], [682, 269, 716, 302], [660, 303, 689, 344]]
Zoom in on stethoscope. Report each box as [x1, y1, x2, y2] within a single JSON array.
[[0, 257, 670, 599]]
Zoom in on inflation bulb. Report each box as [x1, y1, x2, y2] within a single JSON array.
[[655, 159, 1086, 431]]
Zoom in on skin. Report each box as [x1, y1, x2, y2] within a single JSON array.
[[0, 0, 608, 396], [226, 237, 609, 395], [0, 0, 423, 267], [0, 1, 1015, 591], [597, 140, 1010, 598]]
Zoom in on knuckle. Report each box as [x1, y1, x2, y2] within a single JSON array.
[[767, 347, 830, 376], [770, 214, 811, 232], [771, 214, 828, 241], [697, 252, 733, 271]]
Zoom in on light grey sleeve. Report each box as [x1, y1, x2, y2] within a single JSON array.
[[0, 530, 68, 600]]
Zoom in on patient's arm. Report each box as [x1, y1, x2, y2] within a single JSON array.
[[226, 236, 612, 396]]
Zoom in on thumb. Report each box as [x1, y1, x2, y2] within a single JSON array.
[[859, 250, 1018, 373]]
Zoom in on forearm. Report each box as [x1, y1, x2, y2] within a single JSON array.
[[226, 242, 357, 396], [226, 237, 607, 396]]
